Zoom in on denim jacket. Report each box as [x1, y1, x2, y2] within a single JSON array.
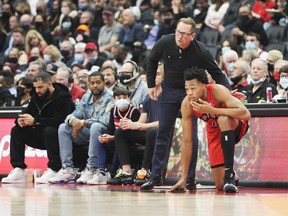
[[65, 88, 114, 128]]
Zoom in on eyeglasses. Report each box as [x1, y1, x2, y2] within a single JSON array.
[[175, 30, 193, 38], [280, 74, 288, 78]]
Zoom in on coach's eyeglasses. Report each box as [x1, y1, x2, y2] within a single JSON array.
[[175, 30, 193, 38]]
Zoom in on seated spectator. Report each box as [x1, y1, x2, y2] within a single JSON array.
[[0, 71, 13, 106], [92, 87, 141, 184], [117, 8, 146, 51], [43, 45, 61, 64], [243, 32, 268, 61], [77, 10, 98, 41], [1, 72, 75, 184], [15, 76, 33, 107], [107, 63, 164, 185], [266, 50, 283, 86], [273, 59, 288, 91], [222, 49, 238, 78], [27, 60, 46, 79], [111, 42, 131, 70], [46, 63, 59, 83], [232, 5, 269, 47], [246, 58, 277, 103], [83, 42, 107, 70], [24, 29, 48, 59], [32, 14, 53, 45], [273, 65, 288, 102], [55, 67, 86, 101], [76, 69, 89, 90], [74, 24, 91, 44], [186, 0, 209, 31], [48, 72, 114, 184], [156, 7, 177, 41], [252, 0, 275, 29], [29, 47, 44, 63], [118, 61, 148, 107], [72, 42, 86, 66], [217, 38, 238, 70], [204, 0, 230, 31], [60, 40, 74, 67], [230, 60, 250, 94]]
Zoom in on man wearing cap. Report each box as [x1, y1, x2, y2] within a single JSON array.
[[83, 42, 107, 70], [78, 11, 98, 41], [46, 63, 59, 83], [98, 6, 122, 55]]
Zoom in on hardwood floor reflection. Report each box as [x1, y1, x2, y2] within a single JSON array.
[[0, 183, 288, 216]]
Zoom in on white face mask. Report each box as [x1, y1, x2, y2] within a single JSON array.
[[279, 78, 288, 89], [251, 77, 264, 85], [245, 41, 256, 50], [115, 99, 130, 111]]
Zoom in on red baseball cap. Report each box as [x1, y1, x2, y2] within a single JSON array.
[[85, 42, 96, 51]]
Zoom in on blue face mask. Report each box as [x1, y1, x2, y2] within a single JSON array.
[[74, 54, 84, 63], [251, 77, 264, 85], [226, 63, 235, 73], [44, 54, 51, 63], [221, 47, 231, 55], [62, 21, 72, 29], [245, 41, 256, 50]]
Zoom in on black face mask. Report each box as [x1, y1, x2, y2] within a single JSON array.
[[34, 22, 43, 29], [119, 74, 132, 84], [163, 18, 173, 25], [2, 12, 10, 20], [61, 50, 70, 58], [230, 74, 243, 85], [6, 57, 18, 64], [36, 8, 43, 14], [267, 63, 274, 72], [17, 86, 25, 97], [29, 56, 38, 62], [20, 23, 29, 31], [238, 15, 250, 24], [115, 57, 124, 64]]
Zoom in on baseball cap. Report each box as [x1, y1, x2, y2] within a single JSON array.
[[46, 63, 59, 74], [76, 24, 90, 33], [103, 6, 116, 16], [85, 42, 96, 51]]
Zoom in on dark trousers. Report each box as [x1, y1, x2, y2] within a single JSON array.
[[114, 127, 157, 168], [10, 125, 62, 171], [151, 81, 198, 179]]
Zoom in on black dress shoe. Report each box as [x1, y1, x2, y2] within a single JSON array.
[[140, 175, 163, 191], [186, 178, 197, 190]]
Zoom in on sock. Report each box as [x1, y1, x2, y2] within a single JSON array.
[[221, 130, 235, 175]]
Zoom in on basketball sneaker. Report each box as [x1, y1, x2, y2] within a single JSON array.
[[76, 166, 96, 184], [48, 167, 78, 184], [35, 168, 57, 184], [106, 169, 133, 185], [87, 169, 111, 185], [223, 171, 238, 193], [135, 169, 150, 186]]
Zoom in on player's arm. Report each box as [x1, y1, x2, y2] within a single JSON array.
[[170, 96, 194, 192], [212, 85, 251, 121]]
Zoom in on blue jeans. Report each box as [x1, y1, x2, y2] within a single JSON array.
[[151, 81, 198, 179], [58, 122, 107, 168]]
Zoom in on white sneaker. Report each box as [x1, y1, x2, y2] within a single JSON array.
[[48, 167, 78, 184], [87, 169, 111, 185], [1, 168, 27, 183], [35, 168, 57, 184], [76, 166, 95, 184]]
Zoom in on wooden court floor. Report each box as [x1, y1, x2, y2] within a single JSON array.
[[0, 183, 288, 216]]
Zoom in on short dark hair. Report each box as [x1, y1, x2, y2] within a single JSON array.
[[279, 65, 288, 75], [89, 72, 104, 82], [113, 87, 130, 98], [33, 71, 51, 83], [17, 76, 33, 89], [0, 70, 14, 85], [184, 67, 208, 84]]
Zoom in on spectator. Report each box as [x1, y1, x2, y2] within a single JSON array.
[[76, 69, 89, 90], [24, 29, 48, 58], [273, 65, 288, 102], [0, 71, 12, 107], [4, 27, 26, 57], [156, 7, 177, 41], [230, 60, 250, 94], [32, 14, 52, 45], [252, 0, 275, 29], [48, 72, 114, 184], [1, 72, 75, 184], [243, 32, 268, 61], [1, 15, 19, 55], [246, 58, 277, 103], [29, 47, 44, 63], [83, 42, 107, 70], [43, 45, 61, 64], [111, 42, 131, 70], [78, 11, 98, 41], [27, 60, 46, 79], [186, 0, 209, 31], [60, 40, 74, 67], [273, 59, 288, 91], [266, 50, 283, 86], [15, 76, 33, 107], [140, 0, 163, 26], [222, 49, 238, 78], [1, 2, 14, 32], [72, 42, 86, 65], [74, 24, 91, 43], [19, 14, 33, 33], [45, 63, 59, 84]]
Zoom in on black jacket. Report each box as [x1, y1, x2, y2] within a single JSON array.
[[20, 83, 75, 129], [147, 34, 231, 90]]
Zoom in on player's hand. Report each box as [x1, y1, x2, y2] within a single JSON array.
[[169, 177, 187, 192], [190, 98, 212, 113], [148, 87, 158, 101], [231, 90, 247, 101]]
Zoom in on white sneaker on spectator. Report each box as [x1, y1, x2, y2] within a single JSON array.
[[48, 167, 78, 184], [87, 169, 111, 185], [1, 168, 27, 183], [35, 168, 57, 184], [76, 166, 95, 184]]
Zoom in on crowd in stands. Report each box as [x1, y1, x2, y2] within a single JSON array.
[[1, 0, 288, 186]]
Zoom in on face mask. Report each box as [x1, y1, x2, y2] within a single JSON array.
[[29, 56, 38, 62], [221, 47, 231, 55], [74, 54, 84, 63], [226, 63, 235, 73], [115, 98, 130, 111], [44, 54, 51, 63], [6, 57, 18, 64], [16, 86, 25, 97], [245, 41, 256, 50], [20, 23, 29, 31], [163, 18, 173, 25], [278, 1, 287, 7], [61, 50, 70, 58], [62, 21, 72, 29], [230, 74, 243, 85], [78, 3, 88, 11], [2, 12, 10, 19], [251, 77, 264, 85], [239, 15, 250, 24], [267, 63, 274, 72], [34, 22, 43, 29], [61, 7, 70, 15], [279, 78, 288, 89], [36, 8, 43, 14], [119, 74, 132, 84]]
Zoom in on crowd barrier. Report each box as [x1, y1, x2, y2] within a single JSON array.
[[1, 104, 288, 187]]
